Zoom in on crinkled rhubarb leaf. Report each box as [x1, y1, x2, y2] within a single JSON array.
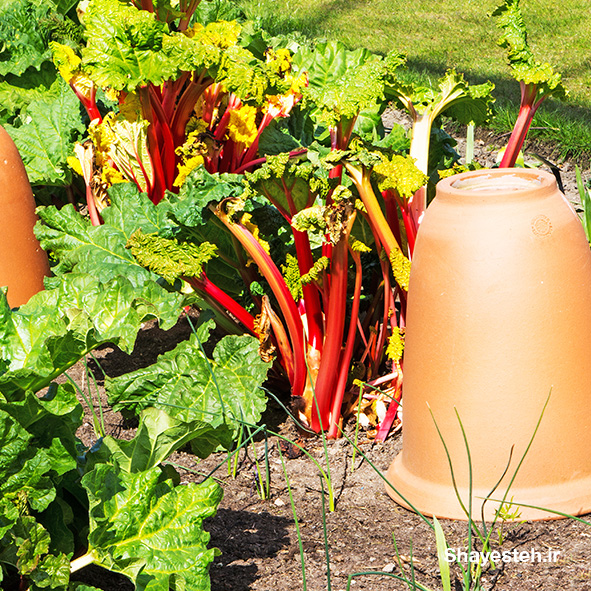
[[81, 0, 176, 92], [291, 41, 398, 131], [0, 0, 56, 77], [0, 384, 82, 465], [258, 107, 317, 156], [4, 79, 85, 185], [0, 272, 183, 398], [35, 183, 173, 281], [0, 407, 75, 519], [126, 229, 218, 285], [388, 69, 495, 127], [0, 63, 62, 118], [36, 178, 244, 309], [244, 151, 333, 218], [169, 167, 246, 227], [82, 464, 222, 591], [107, 319, 270, 455], [193, 0, 245, 25], [0, 380, 82, 584], [23, 540, 71, 589], [491, 0, 566, 100], [101, 406, 231, 471]]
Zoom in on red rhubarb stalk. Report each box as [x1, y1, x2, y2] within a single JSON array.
[[309, 236, 349, 431], [214, 204, 308, 399], [327, 242, 363, 438], [499, 83, 538, 168], [187, 273, 256, 335]]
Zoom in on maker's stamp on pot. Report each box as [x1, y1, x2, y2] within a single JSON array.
[[531, 214, 553, 237]]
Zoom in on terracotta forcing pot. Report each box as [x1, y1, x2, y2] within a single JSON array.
[[385, 168, 591, 520], [0, 125, 50, 308]]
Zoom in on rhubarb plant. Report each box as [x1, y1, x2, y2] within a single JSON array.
[[37, 17, 495, 438], [0, 263, 271, 589], [50, 0, 305, 221], [385, 68, 494, 229], [492, 0, 567, 168], [31, 0, 500, 440]]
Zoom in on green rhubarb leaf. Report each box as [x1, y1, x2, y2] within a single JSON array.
[[0, 409, 64, 514], [143, 0, 184, 23], [3, 515, 71, 588], [215, 43, 286, 105], [0, 382, 82, 458], [291, 40, 392, 129], [39, 496, 76, 557], [373, 154, 429, 201], [492, 0, 567, 100], [36, 175, 243, 307], [4, 79, 85, 185], [440, 74, 496, 127], [107, 320, 270, 452], [169, 167, 246, 227], [0, 62, 62, 118], [35, 182, 173, 282], [126, 229, 218, 284], [0, 0, 55, 77], [28, 552, 71, 589], [193, 0, 245, 25], [0, 497, 19, 540], [389, 69, 494, 127], [291, 43, 405, 142], [258, 108, 315, 155], [101, 406, 229, 471], [244, 152, 333, 216], [82, 464, 222, 591], [81, 0, 176, 92], [0, 272, 183, 398], [13, 516, 51, 574]]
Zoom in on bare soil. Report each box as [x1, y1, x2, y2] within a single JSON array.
[[71, 312, 591, 591], [69, 126, 591, 591]]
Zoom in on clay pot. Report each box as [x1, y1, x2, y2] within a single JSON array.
[[385, 168, 591, 520], [0, 125, 50, 308]]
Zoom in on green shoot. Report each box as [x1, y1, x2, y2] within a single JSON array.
[[576, 165, 591, 243], [350, 382, 365, 471], [465, 122, 475, 165], [319, 476, 332, 591], [433, 517, 451, 591], [229, 421, 244, 479], [278, 445, 307, 591], [65, 363, 105, 438], [494, 499, 525, 546], [251, 428, 272, 500]]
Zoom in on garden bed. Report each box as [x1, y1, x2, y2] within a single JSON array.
[[70, 303, 591, 591]]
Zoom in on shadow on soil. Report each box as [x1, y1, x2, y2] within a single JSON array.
[[208, 508, 292, 591]]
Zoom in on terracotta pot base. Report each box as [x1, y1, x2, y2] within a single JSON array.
[[384, 168, 591, 521], [386, 454, 591, 521]]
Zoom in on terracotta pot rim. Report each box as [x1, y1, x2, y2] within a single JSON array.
[[436, 167, 557, 203]]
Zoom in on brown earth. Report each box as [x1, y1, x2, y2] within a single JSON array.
[[69, 124, 591, 591], [70, 311, 591, 591]]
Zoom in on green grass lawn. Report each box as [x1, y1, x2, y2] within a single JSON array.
[[238, 0, 591, 161]]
